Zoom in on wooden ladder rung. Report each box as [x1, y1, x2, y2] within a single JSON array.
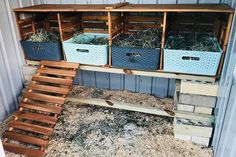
[[40, 60, 79, 69], [20, 102, 62, 114], [3, 142, 45, 157], [23, 92, 65, 104], [3, 131, 48, 147], [8, 121, 53, 135], [32, 75, 73, 85], [29, 84, 70, 95], [37, 67, 77, 77], [14, 111, 58, 125]]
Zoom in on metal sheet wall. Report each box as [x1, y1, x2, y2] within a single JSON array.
[[212, 0, 236, 156]]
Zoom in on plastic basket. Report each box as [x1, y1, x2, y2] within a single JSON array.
[[21, 40, 63, 61], [112, 46, 160, 70], [63, 33, 108, 65], [164, 37, 222, 76]]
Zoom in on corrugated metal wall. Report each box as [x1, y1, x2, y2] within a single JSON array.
[[212, 0, 236, 156]]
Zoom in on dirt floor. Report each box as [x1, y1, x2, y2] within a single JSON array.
[[0, 86, 213, 157]]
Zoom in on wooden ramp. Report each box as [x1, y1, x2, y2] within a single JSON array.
[[2, 60, 79, 157]]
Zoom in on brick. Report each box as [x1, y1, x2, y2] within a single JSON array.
[[177, 104, 194, 112], [179, 94, 216, 108], [173, 118, 213, 138], [195, 107, 213, 114], [180, 80, 218, 96], [191, 136, 210, 146]]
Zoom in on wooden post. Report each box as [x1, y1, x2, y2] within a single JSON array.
[[160, 12, 167, 70], [108, 11, 112, 66], [217, 13, 234, 77], [57, 13, 66, 60], [14, 12, 23, 40]]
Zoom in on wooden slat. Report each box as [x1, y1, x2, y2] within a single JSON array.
[[83, 15, 109, 21], [8, 121, 53, 135], [37, 67, 77, 77], [29, 84, 70, 95], [14, 111, 57, 125], [20, 102, 62, 114], [125, 16, 162, 22], [40, 60, 79, 69], [3, 131, 48, 147], [23, 92, 65, 104], [32, 75, 73, 85], [3, 142, 45, 157]]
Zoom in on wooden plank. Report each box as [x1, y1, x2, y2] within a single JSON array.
[[3, 131, 48, 147], [110, 4, 234, 13], [29, 84, 70, 95], [32, 75, 73, 85], [20, 102, 62, 114], [3, 142, 45, 157], [66, 97, 215, 123], [37, 67, 77, 77], [14, 111, 57, 125], [79, 65, 216, 82], [13, 4, 234, 13], [40, 60, 79, 69], [8, 121, 53, 135], [23, 92, 65, 104]]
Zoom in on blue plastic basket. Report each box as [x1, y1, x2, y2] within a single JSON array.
[[63, 33, 108, 65], [21, 40, 63, 61], [112, 46, 160, 70], [164, 38, 222, 76]]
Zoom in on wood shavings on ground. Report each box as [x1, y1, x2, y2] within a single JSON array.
[[69, 86, 174, 110], [1, 86, 213, 157]]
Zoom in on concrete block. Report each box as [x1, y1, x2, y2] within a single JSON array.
[[174, 134, 191, 141], [173, 118, 213, 138], [195, 106, 213, 114], [177, 104, 194, 112], [180, 80, 218, 96], [23, 65, 37, 76], [191, 136, 210, 146], [179, 93, 216, 108]]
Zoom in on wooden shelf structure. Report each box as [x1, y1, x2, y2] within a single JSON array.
[[14, 3, 234, 81]]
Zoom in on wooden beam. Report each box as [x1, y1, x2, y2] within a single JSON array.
[[25, 60, 216, 81], [66, 97, 215, 123], [108, 11, 112, 66], [160, 12, 167, 69], [79, 65, 216, 82], [217, 13, 234, 77]]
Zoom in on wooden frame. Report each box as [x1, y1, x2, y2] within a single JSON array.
[[14, 3, 234, 80]]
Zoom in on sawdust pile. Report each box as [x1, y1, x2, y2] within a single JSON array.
[[1, 86, 213, 157]]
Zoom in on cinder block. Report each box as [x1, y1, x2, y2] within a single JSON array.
[[179, 94, 216, 108], [180, 80, 218, 96], [174, 134, 191, 141], [23, 65, 37, 76], [177, 104, 194, 112], [195, 106, 213, 114], [173, 118, 213, 138], [24, 75, 32, 84], [191, 136, 210, 146]]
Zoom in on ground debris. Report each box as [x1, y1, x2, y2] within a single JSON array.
[[1, 86, 213, 157]]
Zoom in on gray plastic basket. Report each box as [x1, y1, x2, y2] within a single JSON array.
[[112, 46, 160, 70]]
